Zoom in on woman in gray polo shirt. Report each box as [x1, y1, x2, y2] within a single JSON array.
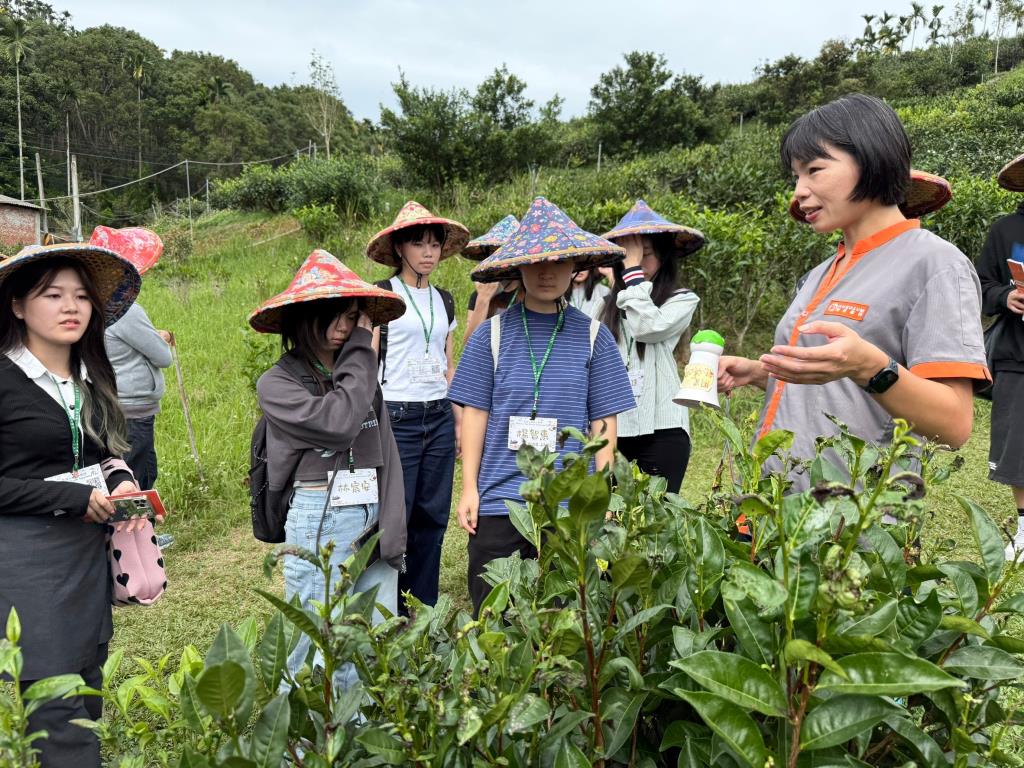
[[718, 94, 988, 489]]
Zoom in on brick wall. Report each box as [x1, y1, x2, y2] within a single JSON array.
[[0, 206, 39, 250]]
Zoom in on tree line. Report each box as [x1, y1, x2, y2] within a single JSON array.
[[0, 0, 1022, 219]]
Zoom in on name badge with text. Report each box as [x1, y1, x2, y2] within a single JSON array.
[[328, 469, 379, 506], [46, 463, 107, 492], [508, 416, 558, 452], [629, 369, 645, 399], [408, 357, 445, 384]]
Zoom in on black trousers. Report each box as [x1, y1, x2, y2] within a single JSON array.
[[467, 515, 537, 616], [21, 644, 105, 768], [125, 415, 158, 490], [618, 428, 692, 494]]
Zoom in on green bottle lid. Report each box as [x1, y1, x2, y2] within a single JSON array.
[[691, 329, 725, 347]]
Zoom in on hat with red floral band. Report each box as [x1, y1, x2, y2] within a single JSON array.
[[89, 226, 164, 275], [366, 201, 470, 267], [472, 197, 625, 284], [997, 153, 1024, 192], [0, 242, 140, 326], [602, 199, 705, 258], [249, 249, 406, 333], [462, 215, 520, 260], [788, 169, 952, 223]]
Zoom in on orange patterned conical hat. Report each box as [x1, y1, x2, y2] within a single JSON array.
[[249, 249, 405, 333], [365, 201, 470, 267]]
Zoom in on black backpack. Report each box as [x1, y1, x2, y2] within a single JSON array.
[[375, 278, 455, 384], [250, 354, 323, 543]]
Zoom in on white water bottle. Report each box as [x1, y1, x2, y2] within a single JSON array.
[[673, 330, 725, 410]]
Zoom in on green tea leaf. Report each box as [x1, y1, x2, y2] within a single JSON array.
[[943, 645, 1024, 680], [884, 714, 946, 767], [674, 690, 769, 768], [724, 597, 775, 666], [957, 495, 1005, 586], [754, 430, 794, 466], [249, 693, 290, 768], [673, 650, 787, 716], [783, 639, 847, 679], [257, 613, 288, 691], [554, 739, 591, 768], [604, 692, 646, 758], [725, 560, 787, 612], [569, 472, 610, 526], [506, 693, 550, 734], [355, 727, 406, 764], [478, 580, 510, 616], [816, 653, 966, 695], [938, 614, 990, 639], [992, 593, 1024, 614], [195, 661, 246, 722], [800, 694, 896, 750]]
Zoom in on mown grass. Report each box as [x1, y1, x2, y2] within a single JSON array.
[[109, 210, 1021, 753]]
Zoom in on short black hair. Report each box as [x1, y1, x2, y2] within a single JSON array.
[[280, 297, 356, 361], [780, 93, 911, 207]]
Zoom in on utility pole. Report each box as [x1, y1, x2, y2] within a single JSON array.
[[312, 142, 317, 160], [205, 178, 210, 212], [66, 113, 71, 195], [71, 155, 81, 242], [34, 153, 47, 240], [597, 141, 602, 173], [184, 159, 194, 242]]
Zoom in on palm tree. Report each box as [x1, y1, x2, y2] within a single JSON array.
[[978, 0, 994, 34], [0, 15, 34, 200], [929, 4, 946, 46], [909, 2, 927, 48], [205, 75, 235, 104], [121, 51, 152, 178]]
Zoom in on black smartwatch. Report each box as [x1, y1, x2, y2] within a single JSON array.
[[863, 357, 899, 394]]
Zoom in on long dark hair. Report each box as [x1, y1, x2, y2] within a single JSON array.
[[599, 234, 681, 360], [566, 269, 603, 302], [280, 297, 356, 366], [0, 257, 128, 455], [390, 223, 447, 279]]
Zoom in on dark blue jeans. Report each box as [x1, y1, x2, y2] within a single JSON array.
[[125, 415, 158, 490], [386, 399, 455, 612]]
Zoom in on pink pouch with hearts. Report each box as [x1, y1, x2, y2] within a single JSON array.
[[101, 458, 167, 607]]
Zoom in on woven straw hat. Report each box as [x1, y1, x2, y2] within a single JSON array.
[[0, 242, 140, 326], [602, 199, 705, 258], [89, 226, 164, 275], [471, 197, 625, 284], [789, 169, 952, 222], [462, 215, 520, 260], [365, 201, 470, 267], [249, 249, 405, 333], [997, 153, 1024, 192]]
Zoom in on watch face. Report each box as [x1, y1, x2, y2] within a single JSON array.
[[868, 362, 899, 393]]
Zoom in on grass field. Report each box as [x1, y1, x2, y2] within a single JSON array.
[[108, 210, 1022, 752]]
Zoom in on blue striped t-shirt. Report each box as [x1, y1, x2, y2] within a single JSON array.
[[449, 304, 635, 517]]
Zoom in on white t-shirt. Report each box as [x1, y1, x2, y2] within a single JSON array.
[[569, 282, 610, 318], [380, 277, 457, 402]]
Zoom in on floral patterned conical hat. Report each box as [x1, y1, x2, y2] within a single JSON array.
[[471, 197, 624, 284], [462, 215, 520, 260], [249, 249, 405, 333], [90, 226, 164, 275], [789, 170, 952, 222], [602, 199, 705, 258], [365, 201, 470, 267]]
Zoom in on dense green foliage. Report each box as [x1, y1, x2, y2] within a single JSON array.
[[4, 418, 1022, 767]]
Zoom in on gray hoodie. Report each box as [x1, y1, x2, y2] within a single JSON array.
[[104, 303, 172, 418], [256, 328, 407, 569]]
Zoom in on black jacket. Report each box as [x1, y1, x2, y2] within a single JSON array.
[[977, 203, 1024, 373]]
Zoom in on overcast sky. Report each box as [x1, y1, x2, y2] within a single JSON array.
[[58, 1, 918, 120]]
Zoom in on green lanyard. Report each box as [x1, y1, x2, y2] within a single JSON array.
[[398, 279, 435, 357], [520, 302, 564, 419], [50, 375, 82, 472]]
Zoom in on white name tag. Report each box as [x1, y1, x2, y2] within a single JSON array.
[[629, 369, 645, 399], [328, 468, 379, 506], [508, 416, 558, 452], [408, 357, 444, 384], [45, 463, 107, 492]]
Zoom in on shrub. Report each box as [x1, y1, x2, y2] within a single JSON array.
[[292, 202, 339, 244], [86, 416, 1024, 766]]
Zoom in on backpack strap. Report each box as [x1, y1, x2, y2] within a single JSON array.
[[437, 286, 456, 328], [374, 279, 392, 384], [275, 353, 322, 395], [490, 314, 502, 372]]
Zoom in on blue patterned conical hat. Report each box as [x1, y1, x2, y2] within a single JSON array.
[[602, 199, 705, 258], [462, 215, 520, 260], [471, 197, 624, 283]]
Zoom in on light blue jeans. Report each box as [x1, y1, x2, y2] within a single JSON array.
[[282, 489, 398, 689]]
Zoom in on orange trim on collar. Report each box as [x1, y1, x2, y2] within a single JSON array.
[[758, 218, 919, 439], [910, 361, 991, 381]]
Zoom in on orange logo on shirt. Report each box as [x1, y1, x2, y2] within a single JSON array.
[[824, 300, 869, 322]]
